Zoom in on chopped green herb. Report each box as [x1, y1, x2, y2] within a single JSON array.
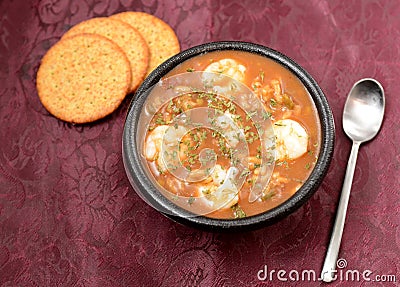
[[260, 70, 265, 82], [155, 113, 166, 125], [231, 203, 246, 218], [188, 196, 195, 205], [276, 160, 289, 168], [239, 168, 251, 178], [167, 163, 178, 171], [245, 131, 259, 144], [246, 110, 257, 121], [282, 94, 295, 109], [230, 82, 238, 91], [202, 188, 211, 195], [247, 178, 255, 185], [232, 114, 242, 122], [262, 190, 275, 201], [200, 130, 207, 141], [262, 111, 272, 120], [231, 155, 240, 166], [167, 100, 174, 110], [290, 178, 304, 184]]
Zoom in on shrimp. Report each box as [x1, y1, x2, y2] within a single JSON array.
[[197, 165, 227, 195], [198, 165, 239, 210], [145, 125, 188, 173], [255, 79, 282, 102], [144, 125, 169, 161], [273, 119, 308, 160], [262, 172, 290, 200], [254, 79, 298, 112], [204, 59, 246, 83], [214, 112, 242, 147], [211, 164, 227, 185]]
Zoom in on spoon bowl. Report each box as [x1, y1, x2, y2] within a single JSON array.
[[343, 79, 385, 142], [321, 78, 385, 282]]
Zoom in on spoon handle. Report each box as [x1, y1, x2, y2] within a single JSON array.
[[321, 141, 361, 282]]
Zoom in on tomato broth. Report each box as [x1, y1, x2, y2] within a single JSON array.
[[142, 50, 321, 219]]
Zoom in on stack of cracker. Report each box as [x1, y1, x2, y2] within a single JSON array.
[[36, 12, 180, 124]]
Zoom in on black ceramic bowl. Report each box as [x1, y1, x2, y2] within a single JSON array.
[[122, 41, 335, 232]]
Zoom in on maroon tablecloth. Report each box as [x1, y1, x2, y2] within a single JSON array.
[[1, 0, 399, 286]]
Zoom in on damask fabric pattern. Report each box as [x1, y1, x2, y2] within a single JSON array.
[[0, 0, 399, 286]]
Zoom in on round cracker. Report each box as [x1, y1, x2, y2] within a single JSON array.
[[110, 11, 180, 75], [36, 34, 131, 124], [62, 17, 149, 92]]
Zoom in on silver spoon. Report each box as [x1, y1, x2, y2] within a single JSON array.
[[321, 78, 385, 282]]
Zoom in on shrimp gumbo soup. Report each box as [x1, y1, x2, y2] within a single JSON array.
[[139, 50, 321, 220]]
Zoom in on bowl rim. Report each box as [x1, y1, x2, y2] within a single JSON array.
[[122, 41, 335, 232]]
